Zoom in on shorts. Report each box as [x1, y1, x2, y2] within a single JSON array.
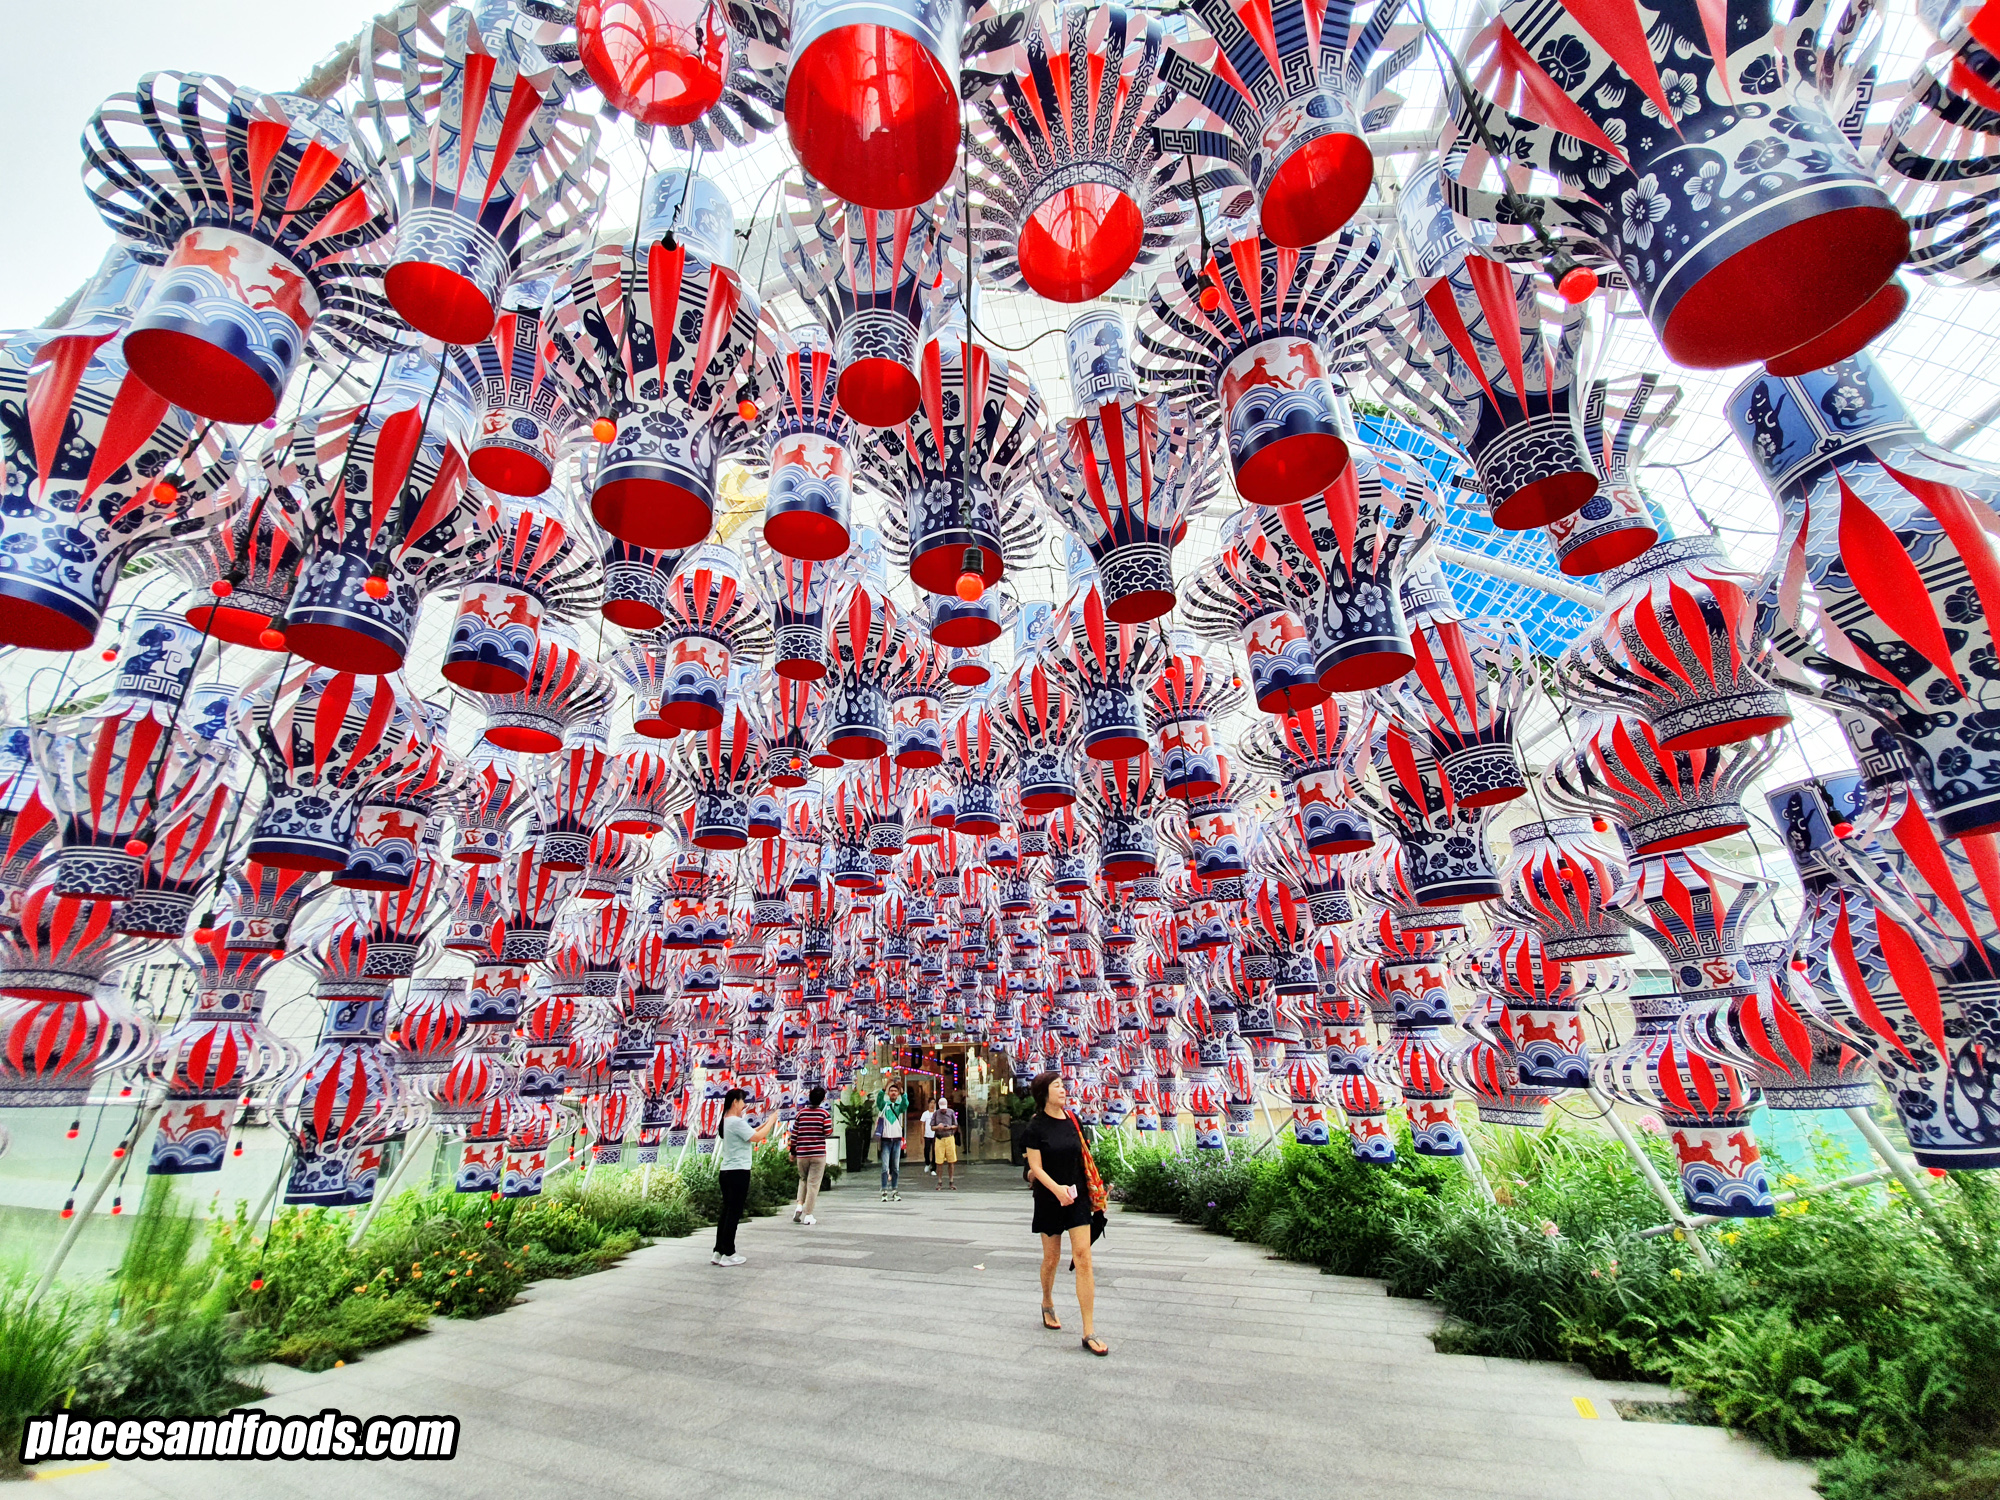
[[934, 1136, 958, 1164]]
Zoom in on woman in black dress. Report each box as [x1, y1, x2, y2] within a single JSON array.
[[1022, 1070, 1107, 1355]]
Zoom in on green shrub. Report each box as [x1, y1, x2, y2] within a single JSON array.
[[518, 1229, 641, 1281], [548, 1169, 702, 1238], [505, 1199, 605, 1256], [0, 1274, 93, 1471], [266, 1294, 432, 1372], [72, 1316, 265, 1410], [1104, 1111, 2000, 1499]]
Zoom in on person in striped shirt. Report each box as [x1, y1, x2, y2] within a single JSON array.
[[790, 1085, 833, 1225]]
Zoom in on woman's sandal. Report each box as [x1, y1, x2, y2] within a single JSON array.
[[1041, 1306, 1062, 1330], [1081, 1336, 1108, 1356]]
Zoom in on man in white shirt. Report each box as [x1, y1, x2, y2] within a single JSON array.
[[919, 1099, 936, 1174]]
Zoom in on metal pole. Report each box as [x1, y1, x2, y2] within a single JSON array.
[[1457, 1129, 1498, 1206], [32, 1102, 161, 1303], [1844, 1105, 1937, 1215], [348, 1124, 432, 1247], [1587, 1087, 1716, 1270]]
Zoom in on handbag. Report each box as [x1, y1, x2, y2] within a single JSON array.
[[1077, 1128, 1109, 1244]]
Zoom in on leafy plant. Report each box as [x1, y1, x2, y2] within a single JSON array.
[[0, 1273, 93, 1473], [265, 1295, 432, 1373], [835, 1088, 876, 1134]]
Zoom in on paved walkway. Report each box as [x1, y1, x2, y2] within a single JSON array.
[[38, 1164, 1817, 1500]]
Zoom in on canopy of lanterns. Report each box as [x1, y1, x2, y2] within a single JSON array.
[[4, 0, 2000, 1224]]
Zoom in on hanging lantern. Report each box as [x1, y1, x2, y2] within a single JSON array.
[[675, 699, 769, 849], [1444, 0, 1908, 369], [529, 721, 616, 869], [31, 610, 231, 899], [1677, 941, 1878, 1113], [1234, 444, 1441, 692], [339, 709, 467, 891], [822, 576, 908, 760], [1383, 576, 1530, 807], [478, 622, 615, 753], [1544, 710, 1780, 856], [1380, 164, 1596, 530], [357, 6, 603, 345], [449, 743, 524, 863], [1040, 312, 1219, 622], [1159, 0, 1411, 248], [1358, 910, 1466, 1156], [165, 477, 307, 647], [783, 0, 971, 210], [0, 880, 156, 1096], [83, 74, 398, 423], [1136, 222, 1395, 507], [459, 279, 586, 496], [1445, 991, 1553, 1128], [655, 545, 774, 730], [1481, 925, 1596, 1091], [363, 858, 446, 978], [745, 533, 839, 683], [1081, 754, 1159, 881], [1733, 350, 2000, 840], [1145, 645, 1243, 802], [598, 536, 687, 630], [281, 923, 406, 1206], [116, 692, 244, 940], [1052, 584, 1169, 762], [444, 863, 508, 956], [1560, 536, 1792, 753], [995, 658, 1080, 811], [1180, 548, 1324, 714], [746, 321, 856, 560], [1545, 374, 1676, 578], [962, 4, 1205, 301], [862, 288, 1046, 596], [0, 253, 238, 650], [889, 633, 951, 769], [941, 706, 1015, 836], [1239, 698, 1374, 856], [1498, 818, 1631, 963], [603, 736, 683, 834], [222, 861, 324, 954], [247, 666, 431, 871], [1352, 719, 1502, 908], [778, 188, 954, 430], [145, 933, 294, 1174], [445, 499, 599, 693], [1599, 850, 1776, 1217], [1765, 768, 2000, 1168], [271, 349, 496, 674], [545, 170, 761, 551]]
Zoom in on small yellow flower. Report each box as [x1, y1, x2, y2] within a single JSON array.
[[1670, 1269, 1682, 1280]]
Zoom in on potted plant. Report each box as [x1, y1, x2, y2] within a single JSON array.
[[998, 1090, 1037, 1165], [836, 1087, 876, 1172]]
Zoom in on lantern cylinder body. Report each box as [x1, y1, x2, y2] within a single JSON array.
[[121, 228, 317, 425]]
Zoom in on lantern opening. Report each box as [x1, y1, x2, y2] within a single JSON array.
[[1018, 184, 1145, 304], [1657, 204, 1908, 370], [1763, 280, 1909, 378], [1488, 470, 1599, 530], [469, 446, 557, 499], [1259, 134, 1373, 250], [592, 477, 714, 550], [835, 359, 923, 429], [763, 507, 852, 563], [577, 0, 729, 126], [1231, 434, 1349, 509], [383, 261, 499, 346], [122, 327, 283, 425], [785, 25, 959, 211]]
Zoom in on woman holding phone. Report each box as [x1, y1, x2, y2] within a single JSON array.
[[1021, 1070, 1107, 1355]]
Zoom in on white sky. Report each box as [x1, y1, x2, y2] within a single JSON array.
[[0, 0, 390, 330]]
